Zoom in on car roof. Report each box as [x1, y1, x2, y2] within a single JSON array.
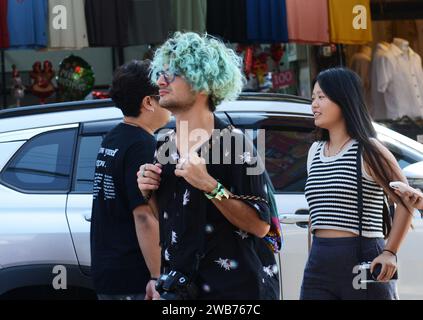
[[1, 93, 422, 155], [0, 93, 311, 133]]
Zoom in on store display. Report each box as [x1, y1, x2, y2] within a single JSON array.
[[328, 0, 372, 44], [128, 0, 171, 46], [85, 0, 130, 47], [350, 45, 372, 106], [48, 0, 89, 49], [171, 0, 207, 34], [370, 42, 392, 120], [11, 65, 25, 107], [7, 0, 48, 49], [285, 0, 330, 44], [373, 38, 423, 120], [57, 55, 95, 102], [207, 0, 247, 43], [0, 0, 9, 48], [246, 0, 288, 43], [29, 60, 55, 104]]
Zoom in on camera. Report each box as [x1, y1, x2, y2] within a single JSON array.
[[155, 270, 199, 300], [358, 262, 398, 283]]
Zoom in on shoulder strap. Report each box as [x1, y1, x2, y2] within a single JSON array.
[[356, 143, 364, 262]]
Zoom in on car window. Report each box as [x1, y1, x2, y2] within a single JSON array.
[[378, 134, 423, 169], [229, 113, 315, 193], [74, 135, 104, 193], [0, 129, 77, 192]]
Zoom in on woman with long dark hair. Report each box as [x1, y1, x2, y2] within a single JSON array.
[[301, 68, 414, 300]]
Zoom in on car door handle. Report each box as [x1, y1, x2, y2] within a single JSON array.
[[279, 213, 310, 224]]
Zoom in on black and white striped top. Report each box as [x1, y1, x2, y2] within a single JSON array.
[[305, 140, 384, 238]]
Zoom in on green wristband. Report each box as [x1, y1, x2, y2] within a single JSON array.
[[205, 182, 229, 200]]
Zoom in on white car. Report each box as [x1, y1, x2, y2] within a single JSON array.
[[0, 93, 422, 299]]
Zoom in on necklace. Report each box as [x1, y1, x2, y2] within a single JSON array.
[[326, 137, 352, 157]]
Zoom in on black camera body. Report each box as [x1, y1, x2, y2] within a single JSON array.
[[155, 270, 198, 300], [359, 262, 398, 283]]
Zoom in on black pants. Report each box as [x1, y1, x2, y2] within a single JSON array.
[[300, 236, 398, 300]]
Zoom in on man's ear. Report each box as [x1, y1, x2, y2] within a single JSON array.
[[142, 96, 155, 112]]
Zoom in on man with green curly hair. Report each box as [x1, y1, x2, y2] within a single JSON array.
[[138, 32, 279, 300]]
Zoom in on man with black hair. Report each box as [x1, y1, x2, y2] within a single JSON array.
[[90, 60, 171, 300]]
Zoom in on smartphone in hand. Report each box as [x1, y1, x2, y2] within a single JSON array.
[[389, 181, 423, 197]]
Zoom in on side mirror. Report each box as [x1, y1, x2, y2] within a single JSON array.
[[403, 161, 423, 190]]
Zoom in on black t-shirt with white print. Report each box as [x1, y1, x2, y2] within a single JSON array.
[[90, 123, 156, 295], [155, 115, 279, 300]]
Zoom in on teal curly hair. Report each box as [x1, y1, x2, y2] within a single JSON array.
[[150, 32, 245, 109]]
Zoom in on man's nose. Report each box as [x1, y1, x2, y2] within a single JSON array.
[[156, 74, 167, 87]]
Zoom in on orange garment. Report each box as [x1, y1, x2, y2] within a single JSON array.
[[286, 0, 329, 44], [329, 0, 372, 44]]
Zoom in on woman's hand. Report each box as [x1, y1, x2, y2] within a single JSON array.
[[394, 188, 423, 210], [370, 251, 397, 282]]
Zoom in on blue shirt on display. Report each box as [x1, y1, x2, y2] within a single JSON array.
[[247, 0, 288, 43], [7, 0, 48, 49]]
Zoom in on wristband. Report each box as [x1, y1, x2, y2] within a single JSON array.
[[205, 182, 229, 201], [383, 249, 398, 261], [150, 277, 158, 281]]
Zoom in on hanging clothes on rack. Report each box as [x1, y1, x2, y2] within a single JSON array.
[[285, 0, 329, 44], [246, 0, 288, 43], [370, 41, 392, 120], [85, 0, 130, 47], [128, 0, 172, 46], [207, 0, 247, 43], [7, 0, 48, 49], [0, 0, 9, 48], [48, 0, 89, 49], [171, 0, 207, 34], [328, 0, 372, 44], [377, 38, 423, 120], [350, 45, 372, 107]]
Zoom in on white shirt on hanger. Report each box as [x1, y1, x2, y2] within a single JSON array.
[[377, 39, 423, 120], [48, 0, 89, 49], [370, 42, 393, 120]]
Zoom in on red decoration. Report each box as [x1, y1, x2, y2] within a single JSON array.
[[30, 60, 55, 104], [270, 44, 285, 69], [245, 46, 254, 75]]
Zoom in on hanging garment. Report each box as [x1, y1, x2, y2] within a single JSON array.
[[85, 0, 130, 47], [48, 0, 89, 49], [246, 0, 288, 43], [128, 0, 171, 46], [171, 0, 206, 34], [370, 42, 392, 120], [328, 0, 372, 44], [206, 0, 247, 43], [285, 0, 329, 44], [0, 0, 9, 48], [350, 45, 372, 108], [377, 40, 423, 120], [7, 0, 48, 49]]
